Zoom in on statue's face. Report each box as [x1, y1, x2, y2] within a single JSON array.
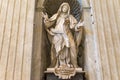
[[62, 5, 69, 13]]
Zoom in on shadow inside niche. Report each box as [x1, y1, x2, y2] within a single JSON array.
[[43, 0, 82, 21]]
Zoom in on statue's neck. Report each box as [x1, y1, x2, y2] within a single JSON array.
[[59, 13, 69, 18]]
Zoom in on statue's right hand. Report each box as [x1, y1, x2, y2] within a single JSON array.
[[42, 12, 48, 19]]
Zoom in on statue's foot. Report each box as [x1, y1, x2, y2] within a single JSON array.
[[67, 64, 73, 68]]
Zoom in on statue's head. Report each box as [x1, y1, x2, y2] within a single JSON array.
[[58, 3, 70, 15], [61, 4, 69, 13]]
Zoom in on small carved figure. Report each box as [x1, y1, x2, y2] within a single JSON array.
[[43, 2, 83, 79]]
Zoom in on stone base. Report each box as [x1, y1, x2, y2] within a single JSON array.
[[44, 68, 85, 80], [44, 71, 85, 80]]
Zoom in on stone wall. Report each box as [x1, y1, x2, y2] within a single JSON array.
[[91, 0, 120, 80], [0, 0, 35, 80]]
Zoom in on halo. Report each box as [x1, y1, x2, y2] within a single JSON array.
[[43, 0, 82, 21]]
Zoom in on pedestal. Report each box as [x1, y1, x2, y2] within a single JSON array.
[[44, 71, 85, 80]]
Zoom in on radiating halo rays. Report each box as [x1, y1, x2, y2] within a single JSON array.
[[43, 0, 82, 21]]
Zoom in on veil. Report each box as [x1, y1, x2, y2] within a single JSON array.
[[57, 3, 70, 16]]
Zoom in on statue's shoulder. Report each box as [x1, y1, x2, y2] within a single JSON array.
[[53, 13, 58, 16], [52, 13, 59, 18], [69, 14, 73, 17], [50, 13, 58, 21], [69, 15, 76, 20]]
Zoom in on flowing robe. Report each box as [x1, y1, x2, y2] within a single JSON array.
[[44, 13, 79, 67]]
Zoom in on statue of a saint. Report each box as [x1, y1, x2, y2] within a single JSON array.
[[43, 2, 83, 79]]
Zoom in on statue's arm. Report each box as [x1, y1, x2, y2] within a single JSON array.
[[75, 21, 84, 31], [43, 13, 57, 28], [69, 15, 78, 29], [69, 15, 84, 31], [50, 28, 63, 34], [69, 15, 84, 47]]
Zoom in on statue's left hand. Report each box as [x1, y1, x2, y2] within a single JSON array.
[[42, 12, 48, 19], [75, 21, 84, 31]]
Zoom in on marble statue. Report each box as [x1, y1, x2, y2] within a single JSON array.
[[43, 2, 84, 79]]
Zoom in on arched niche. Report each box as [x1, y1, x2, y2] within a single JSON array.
[[32, 0, 84, 80], [43, 0, 84, 67]]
